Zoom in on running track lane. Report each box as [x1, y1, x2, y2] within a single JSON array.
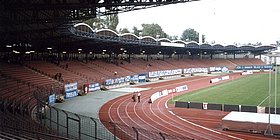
[[99, 73, 276, 140]]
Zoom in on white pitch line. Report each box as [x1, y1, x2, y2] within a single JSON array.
[[258, 95, 270, 106]]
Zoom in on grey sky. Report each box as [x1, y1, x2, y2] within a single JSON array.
[[117, 0, 280, 45]]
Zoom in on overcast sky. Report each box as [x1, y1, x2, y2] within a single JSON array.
[[117, 0, 280, 45]]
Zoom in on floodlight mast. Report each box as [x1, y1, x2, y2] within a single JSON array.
[[274, 56, 277, 114], [265, 58, 273, 135]]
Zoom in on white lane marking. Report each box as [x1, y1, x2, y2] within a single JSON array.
[[168, 110, 244, 140], [168, 110, 175, 115], [165, 101, 168, 109]]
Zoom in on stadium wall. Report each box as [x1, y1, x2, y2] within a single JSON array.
[[174, 101, 277, 114]]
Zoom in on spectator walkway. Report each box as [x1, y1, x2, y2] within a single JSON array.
[[53, 76, 185, 118]]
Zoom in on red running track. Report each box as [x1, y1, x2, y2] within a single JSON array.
[[99, 73, 277, 140]]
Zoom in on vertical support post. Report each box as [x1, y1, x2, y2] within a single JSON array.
[[37, 95, 41, 123], [12, 101, 15, 114], [90, 118, 98, 140], [51, 107, 59, 135], [20, 102, 23, 116], [159, 132, 165, 140], [3, 100, 7, 113], [192, 54, 194, 60], [86, 53, 88, 63], [43, 105, 46, 126], [62, 110, 69, 138], [109, 122, 117, 140], [225, 52, 228, 59], [128, 53, 131, 63], [50, 106, 52, 129], [75, 114, 81, 139], [113, 124, 116, 140], [274, 56, 277, 114], [58, 49, 61, 66], [265, 63, 273, 135], [132, 127, 139, 140]]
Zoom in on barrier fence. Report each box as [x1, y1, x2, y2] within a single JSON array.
[[34, 88, 193, 140], [175, 101, 280, 114], [0, 72, 193, 140]]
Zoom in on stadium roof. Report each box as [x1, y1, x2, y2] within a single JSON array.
[[57, 23, 275, 55], [0, 0, 275, 56], [0, 0, 196, 48]]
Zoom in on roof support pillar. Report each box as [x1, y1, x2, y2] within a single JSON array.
[[234, 52, 236, 59], [85, 53, 88, 63], [128, 53, 131, 63], [57, 46, 61, 65], [146, 54, 149, 61], [225, 52, 228, 59], [200, 51, 202, 59], [192, 53, 194, 60]]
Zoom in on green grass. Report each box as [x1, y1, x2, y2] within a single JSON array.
[[169, 73, 280, 107]]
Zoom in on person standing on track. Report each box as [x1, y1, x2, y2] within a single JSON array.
[[137, 92, 141, 102], [132, 92, 137, 102]]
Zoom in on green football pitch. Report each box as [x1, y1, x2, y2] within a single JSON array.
[[169, 73, 280, 107]]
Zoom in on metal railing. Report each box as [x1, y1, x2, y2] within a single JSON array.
[[34, 87, 193, 140], [0, 72, 193, 140]]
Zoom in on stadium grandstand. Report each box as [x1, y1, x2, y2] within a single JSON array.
[[0, 0, 278, 140]]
